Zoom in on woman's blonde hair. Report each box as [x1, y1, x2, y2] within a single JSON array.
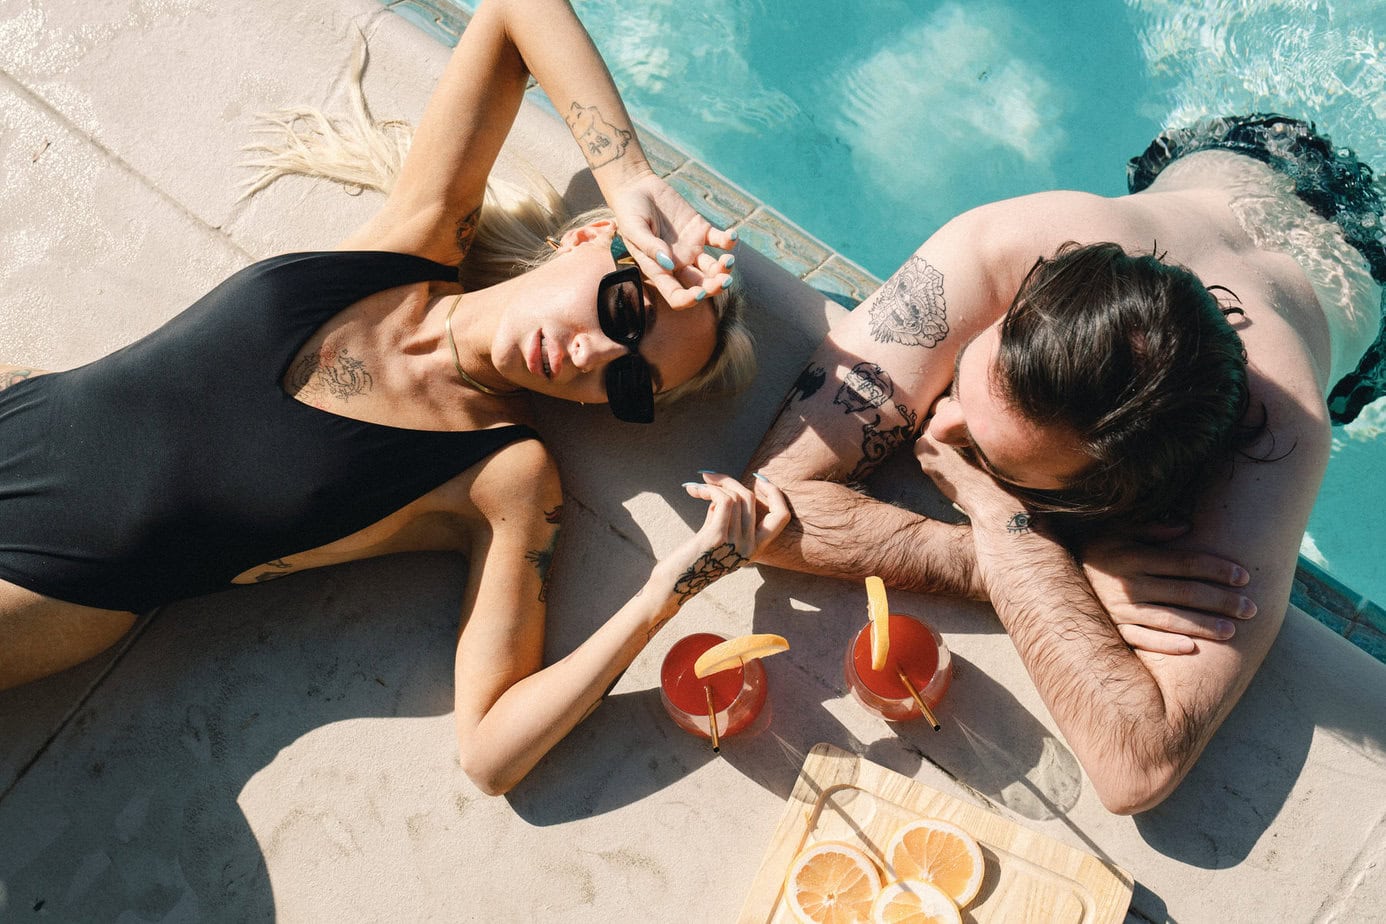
[[240, 41, 753, 405]]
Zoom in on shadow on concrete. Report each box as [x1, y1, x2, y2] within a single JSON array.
[[0, 555, 463, 921], [1133, 610, 1386, 870]]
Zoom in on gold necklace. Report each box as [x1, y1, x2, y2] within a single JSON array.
[[444, 293, 521, 397]]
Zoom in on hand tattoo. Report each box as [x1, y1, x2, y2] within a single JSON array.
[[845, 402, 919, 483], [834, 362, 894, 413], [564, 102, 632, 168], [673, 542, 748, 604], [1005, 512, 1033, 534], [869, 255, 949, 347]]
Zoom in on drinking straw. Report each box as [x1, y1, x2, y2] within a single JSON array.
[[704, 684, 721, 752], [896, 668, 941, 731]]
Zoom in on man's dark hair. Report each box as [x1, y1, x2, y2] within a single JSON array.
[[994, 241, 1263, 525]]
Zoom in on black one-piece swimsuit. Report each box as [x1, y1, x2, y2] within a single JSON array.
[[0, 251, 536, 613]]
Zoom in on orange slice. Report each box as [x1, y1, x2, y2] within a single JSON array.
[[692, 633, 789, 679], [884, 819, 984, 908], [870, 878, 961, 924], [785, 840, 883, 924], [866, 576, 890, 670]]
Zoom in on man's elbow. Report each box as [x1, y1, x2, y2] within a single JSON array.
[[1090, 762, 1185, 815]]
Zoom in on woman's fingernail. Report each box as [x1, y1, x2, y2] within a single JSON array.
[[694, 288, 707, 302], [723, 254, 736, 268], [722, 276, 734, 290], [727, 229, 739, 241], [682, 482, 699, 488], [697, 469, 715, 475], [753, 471, 769, 481], [657, 252, 675, 271]]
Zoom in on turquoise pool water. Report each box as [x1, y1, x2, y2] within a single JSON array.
[[561, 0, 1386, 607]]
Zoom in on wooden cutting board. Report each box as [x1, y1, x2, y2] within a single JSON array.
[[739, 743, 1132, 923]]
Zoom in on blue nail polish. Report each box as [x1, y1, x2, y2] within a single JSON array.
[[727, 229, 739, 241], [694, 288, 707, 302], [753, 471, 768, 481], [723, 255, 736, 268], [697, 469, 715, 475], [657, 252, 675, 271], [722, 276, 734, 290]]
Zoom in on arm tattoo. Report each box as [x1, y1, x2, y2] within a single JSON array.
[[792, 363, 828, 401], [564, 102, 632, 167], [869, 255, 950, 347], [1005, 512, 1033, 534], [253, 559, 295, 583], [525, 506, 564, 603], [454, 205, 481, 262], [834, 362, 894, 413], [288, 348, 374, 402], [1, 369, 35, 391], [672, 542, 748, 605], [845, 402, 919, 483]]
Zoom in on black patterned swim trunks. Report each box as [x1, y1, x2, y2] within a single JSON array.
[[1128, 114, 1386, 425]]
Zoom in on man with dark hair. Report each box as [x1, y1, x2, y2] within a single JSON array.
[[745, 115, 1385, 813]]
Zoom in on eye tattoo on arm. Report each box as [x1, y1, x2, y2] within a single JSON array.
[[868, 255, 950, 347], [672, 542, 748, 605], [1005, 512, 1033, 534], [564, 102, 633, 168]]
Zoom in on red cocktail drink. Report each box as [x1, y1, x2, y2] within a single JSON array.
[[660, 633, 769, 740], [844, 613, 952, 722]]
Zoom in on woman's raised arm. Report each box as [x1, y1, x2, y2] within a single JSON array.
[[346, 0, 733, 304]]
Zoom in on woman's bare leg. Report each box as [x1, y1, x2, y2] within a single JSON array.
[[0, 581, 139, 692]]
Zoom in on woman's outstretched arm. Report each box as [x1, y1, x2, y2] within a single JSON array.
[[345, 0, 732, 304], [451, 443, 787, 795]]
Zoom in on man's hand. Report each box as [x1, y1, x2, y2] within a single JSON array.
[[1080, 526, 1255, 655]]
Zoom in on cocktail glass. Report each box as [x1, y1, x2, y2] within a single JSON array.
[[660, 632, 769, 746], [844, 613, 952, 724]]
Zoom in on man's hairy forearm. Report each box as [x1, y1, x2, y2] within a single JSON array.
[[970, 508, 1209, 812], [755, 478, 984, 599]]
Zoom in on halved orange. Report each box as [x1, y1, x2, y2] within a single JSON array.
[[785, 840, 883, 923], [870, 878, 961, 924], [884, 819, 985, 908], [866, 576, 890, 670], [693, 633, 789, 679]]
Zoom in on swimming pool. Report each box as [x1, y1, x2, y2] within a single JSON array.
[[392, 0, 1385, 632]]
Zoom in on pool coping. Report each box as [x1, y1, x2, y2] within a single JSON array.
[[380, 0, 1385, 664]]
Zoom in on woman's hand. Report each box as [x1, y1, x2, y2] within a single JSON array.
[[658, 472, 790, 606], [608, 171, 737, 309], [1080, 526, 1255, 655]]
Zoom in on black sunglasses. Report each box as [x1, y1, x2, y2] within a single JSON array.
[[597, 234, 655, 423]]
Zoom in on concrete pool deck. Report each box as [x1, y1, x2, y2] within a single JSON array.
[[1, 1, 1385, 920]]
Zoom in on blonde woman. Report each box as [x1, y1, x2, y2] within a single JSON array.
[[0, 0, 787, 794]]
